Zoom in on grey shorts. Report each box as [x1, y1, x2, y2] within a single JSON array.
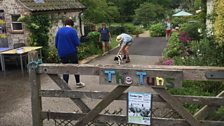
[[122, 40, 132, 46]]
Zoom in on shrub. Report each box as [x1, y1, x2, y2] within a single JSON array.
[[168, 80, 214, 114], [156, 58, 174, 65], [132, 19, 141, 25], [172, 17, 185, 28], [179, 32, 192, 44], [109, 26, 126, 35], [174, 38, 224, 66], [0, 19, 5, 25], [45, 31, 101, 63], [162, 59, 174, 65], [180, 22, 202, 41], [87, 31, 101, 49], [45, 47, 59, 63], [78, 42, 102, 60], [19, 14, 52, 61], [133, 27, 144, 36], [0, 34, 7, 38], [163, 32, 182, 58], [124, 24, 144, 35], [109, 24, 144, 36], [149, 23, 165, 37], [169, 80, 224, 114], [87, 31, 100, 42], [124, 24, 136, 34], [84, 23, 97, 35]]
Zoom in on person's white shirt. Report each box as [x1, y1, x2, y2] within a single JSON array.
[[119, 33, 132, 44]]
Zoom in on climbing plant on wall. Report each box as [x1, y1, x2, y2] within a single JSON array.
[[19, 14, 52, 58], [213, 0, 224, 47]]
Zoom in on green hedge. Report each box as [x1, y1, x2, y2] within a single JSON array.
[[109, 24, 144, 36], [45, 41, 102, 63], [174, 38, 224, 66], [109, 26, 126, 35], [163, 32, 183, 58], [169, 80, 224, 114], [180, 22, 202, 41], [149, 23, 165, 37], [78, 41, 102, 60]]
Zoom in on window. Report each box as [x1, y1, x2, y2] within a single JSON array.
[[11, 14, 23, 31]]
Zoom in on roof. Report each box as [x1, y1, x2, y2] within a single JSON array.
[[17, 0, 86, 12]]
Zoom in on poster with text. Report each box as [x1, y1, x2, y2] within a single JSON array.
[[128, 92, 152, 125]]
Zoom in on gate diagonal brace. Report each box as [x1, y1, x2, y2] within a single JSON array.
[[48, 74, 90, 113], [75, 85, 130, 126], [153, 87, 202, 126]]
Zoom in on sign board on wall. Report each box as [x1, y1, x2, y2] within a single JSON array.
[[128, 92, 152, 125]]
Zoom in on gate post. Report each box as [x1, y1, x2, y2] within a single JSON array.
[[28, 63, 43, 126]]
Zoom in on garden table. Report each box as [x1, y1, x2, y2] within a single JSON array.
[[0, 46, 42, 75], [0, 47, 11, 72]]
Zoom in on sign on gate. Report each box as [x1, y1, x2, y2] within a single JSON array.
[[99, 68, 183, 88], [128, 92, 152, 125]]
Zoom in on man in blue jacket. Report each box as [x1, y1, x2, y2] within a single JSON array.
[[55, 19, 85, 88]]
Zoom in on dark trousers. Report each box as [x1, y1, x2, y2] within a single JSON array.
[[60, 53, 80, 83]]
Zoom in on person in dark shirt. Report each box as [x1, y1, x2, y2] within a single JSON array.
[[99, 23, 111, 53], [55, 19, 85, 88]]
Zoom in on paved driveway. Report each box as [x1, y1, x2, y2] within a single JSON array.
[[90, 37, 167, 65]]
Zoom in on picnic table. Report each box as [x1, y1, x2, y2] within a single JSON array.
[[0, 47, 11, 73], [0, 46, 42, 75]]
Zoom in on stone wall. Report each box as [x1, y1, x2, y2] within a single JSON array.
[[1, 0, 83, 48], [48, 12, 81, 47], [1, 0, 29, 48]]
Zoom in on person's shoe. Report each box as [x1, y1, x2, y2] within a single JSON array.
[[126, 59, 130, 63], [122, 55, 126, 60], [76, 82, 85, 88]]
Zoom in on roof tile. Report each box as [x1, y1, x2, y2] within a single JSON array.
[[18, 0, 86, 12]]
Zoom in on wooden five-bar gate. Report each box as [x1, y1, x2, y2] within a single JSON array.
[[28, 63, 224, 126]]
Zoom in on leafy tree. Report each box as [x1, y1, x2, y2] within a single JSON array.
[[19, 14, 51, 58], [134, 2, 165, 26], [194, 0, 202, 10], [109, 0, 173, 21], [149, 0, 172, 8], [169, 0, 198, 10], [108, 0, 149, 21], [80, 0, 119, 23]]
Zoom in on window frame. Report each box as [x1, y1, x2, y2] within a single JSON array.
[[11, 14, 24, 33]]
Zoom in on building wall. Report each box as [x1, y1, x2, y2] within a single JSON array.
[[1, 0, 29, 48], [1, 0, 84, 48], [48, 12, 81, 47]]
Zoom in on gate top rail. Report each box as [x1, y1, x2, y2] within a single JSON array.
[[38, 64, 224, 81]]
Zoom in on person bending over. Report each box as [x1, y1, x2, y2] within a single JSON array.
[[116, 33, 133, 63]]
